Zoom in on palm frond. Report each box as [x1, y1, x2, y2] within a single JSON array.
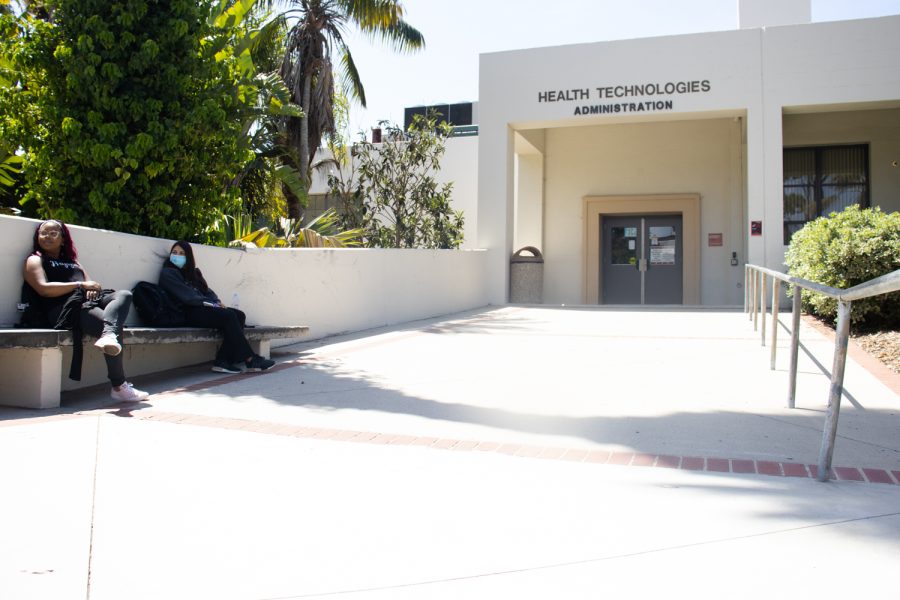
[[339, 47, 366, 106], [273, 162, 307, 203], [233, 207, 362, 248]]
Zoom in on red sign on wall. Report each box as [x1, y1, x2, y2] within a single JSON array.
[[750, 221, 762, 236], [708, 233, 723, 246]]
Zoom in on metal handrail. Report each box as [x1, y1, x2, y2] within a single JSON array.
[[744, 265, 900, 482]]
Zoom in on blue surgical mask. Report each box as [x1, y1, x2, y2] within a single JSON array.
[[169, 254, 187, 269]]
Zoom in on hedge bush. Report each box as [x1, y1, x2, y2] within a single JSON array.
[[784, 205, 900, 328]]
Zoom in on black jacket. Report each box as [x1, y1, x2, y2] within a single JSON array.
[[158, 266, 220, 308]]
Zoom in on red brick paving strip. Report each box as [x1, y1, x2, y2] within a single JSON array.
[[782, 463, 810, 478], [410, 437, 439, 447], [834, 467, 865, 482], [585, 450, 611, 464], [12, 406, 896, 486], [809, 465, 836, 480], [536, 447, 568, 460], [681, 457, 705, 471], [706, 458, 730, 472], [451, 440, 479, 452], [514, 445, 544, 458], [731, 459, 757, 474], [862, 469, 895, 484], [656, 455, 681, 469], [387, 435, 419, 446], [632, 453, 657, 467], [192, 412, 875, 486], [608, 452, 634, 466], [559, 449, 589, 462], [756, 461, 782, 476], [474, 441, 501, 452]]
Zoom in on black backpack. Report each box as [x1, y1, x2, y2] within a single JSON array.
[[16, 282, 50, 328], [131, 281, 187, 327]]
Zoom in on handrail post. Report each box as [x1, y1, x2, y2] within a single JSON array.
[[760, 272, 767, 346], [787, 288, 801, 409], [770, 280, 780, 369], [750, 268, 757, 323], [744, 266, 749, 313], [817, 299, 852, 482]]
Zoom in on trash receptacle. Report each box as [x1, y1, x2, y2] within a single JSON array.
[[509, 246, 544, 303]]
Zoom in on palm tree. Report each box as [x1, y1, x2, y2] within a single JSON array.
[[270, 0, 424, 218]]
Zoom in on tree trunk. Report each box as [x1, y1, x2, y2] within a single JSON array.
[[281, 158, 303, 220], [298, 71, 312, 193], [283, 71, 313, 221]]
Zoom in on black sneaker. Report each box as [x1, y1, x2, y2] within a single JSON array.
[[212, 360, 243, 374], [246, 355, 275, 372]]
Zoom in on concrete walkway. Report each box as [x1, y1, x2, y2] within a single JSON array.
[[1, 307, 898, 599]]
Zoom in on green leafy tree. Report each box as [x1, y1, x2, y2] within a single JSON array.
[[0, 37, 22, 212], [346, 113, 464, 249], [0, 0, 260, 240], [226, 7, 307, 226], [268, 0, 424, 219]]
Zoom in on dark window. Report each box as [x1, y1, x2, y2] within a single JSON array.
[[404, 103, 474, 129], [783, 144, 869, 243]]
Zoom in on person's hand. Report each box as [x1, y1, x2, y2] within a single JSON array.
[[81, 280, 102, 300]]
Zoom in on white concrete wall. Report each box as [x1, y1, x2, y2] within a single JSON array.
[[514, 153, 543, 251], [1, 215, 489, 389], [542, 117, 745, 305], [437, 136, 478, 249]]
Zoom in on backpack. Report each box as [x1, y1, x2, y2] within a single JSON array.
[[131, 281, 187, 327], [16, 282, 50, 328]]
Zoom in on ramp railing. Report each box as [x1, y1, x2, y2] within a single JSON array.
[[744, 265, 900, 482]]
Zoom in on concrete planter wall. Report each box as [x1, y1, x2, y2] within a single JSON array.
[[1, 215, 489, 390]]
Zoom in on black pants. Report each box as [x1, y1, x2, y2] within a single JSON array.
[[79, 289, 131, 387], [184, 306, 253, 365]]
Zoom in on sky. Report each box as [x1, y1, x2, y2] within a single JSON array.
[[342, 0, 900, 135]]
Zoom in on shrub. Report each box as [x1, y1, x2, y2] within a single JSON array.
[[0, 1, 252, 241], [785, 205, 900, 328]]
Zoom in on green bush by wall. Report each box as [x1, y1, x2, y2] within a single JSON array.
[[785, 205, 900, 328]]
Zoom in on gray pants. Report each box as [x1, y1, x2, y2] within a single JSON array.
[[80, 289, 132, 387]]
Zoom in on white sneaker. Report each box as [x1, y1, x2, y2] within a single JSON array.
[[94, 334, 122, 356], [111, 382, 149, 402]]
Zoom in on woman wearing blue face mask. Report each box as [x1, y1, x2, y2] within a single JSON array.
[[159, 241, 274, 374]]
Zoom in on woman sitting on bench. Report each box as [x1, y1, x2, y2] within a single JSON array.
[[22, 220, 149, 402], [159, 241, 275, 374]]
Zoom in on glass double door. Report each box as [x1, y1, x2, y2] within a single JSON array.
[[601, 215, 683, 305]]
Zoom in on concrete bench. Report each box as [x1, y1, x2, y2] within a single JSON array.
[[0, 325, 309, 409]]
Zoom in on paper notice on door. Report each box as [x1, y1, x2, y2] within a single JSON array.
[[649, 226, 676, 265], [650, 245, 675, 265]]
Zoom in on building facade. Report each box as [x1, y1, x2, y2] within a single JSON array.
[[476, 1, 900, 306]]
